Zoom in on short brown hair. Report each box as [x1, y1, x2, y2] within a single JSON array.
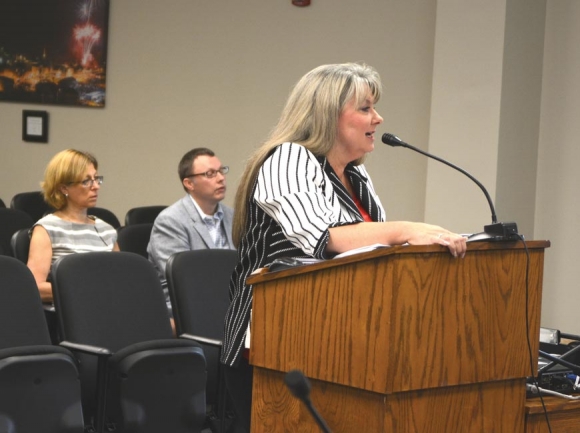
[[178, 147, 215, 191]]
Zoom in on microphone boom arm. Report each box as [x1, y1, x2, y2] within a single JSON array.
[[390, 138, 498, 224], [381, 133, 519, 240]]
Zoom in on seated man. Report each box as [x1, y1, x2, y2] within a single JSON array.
[[148, 148, 235, 304]]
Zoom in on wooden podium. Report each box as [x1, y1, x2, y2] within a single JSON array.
[[247, 240, 550, 432]]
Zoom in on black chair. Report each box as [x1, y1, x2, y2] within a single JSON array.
[[124, 205, 167, 226], [116, 223, 153, 258], [166, 249, 238, 433], [0, 256, 84, 433], [0, 208, 34, 257], [10, 191, 54, 222], [11, 227, 31, 263], [0, 197, 5, 207], [51, 251, 207, 433], [10, 227, 59, 344], [88, 206, 121, 229]]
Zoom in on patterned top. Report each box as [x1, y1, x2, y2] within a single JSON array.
[[33, 213, 117, 267], [221, 142, 386, 366]]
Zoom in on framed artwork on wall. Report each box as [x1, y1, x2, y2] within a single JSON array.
[[0, 0, 110, 108], [22, 109, 49, 143]]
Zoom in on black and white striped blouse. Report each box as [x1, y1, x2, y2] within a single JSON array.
[[221, 142, 386, 366]]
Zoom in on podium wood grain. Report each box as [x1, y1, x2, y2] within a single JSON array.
[[248, 241, 549, 432]]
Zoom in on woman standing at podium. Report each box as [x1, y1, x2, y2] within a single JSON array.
[[221, 62, 467, 432]]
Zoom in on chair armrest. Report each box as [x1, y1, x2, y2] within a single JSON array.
[[59, 340, 112, 357], [59, 340, 112, 433], [179, 333, 222, 347]]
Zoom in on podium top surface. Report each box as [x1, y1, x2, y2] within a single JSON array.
[[248, 240, 550, 285]]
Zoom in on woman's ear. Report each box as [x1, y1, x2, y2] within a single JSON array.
[[59, 184, 69, 197]]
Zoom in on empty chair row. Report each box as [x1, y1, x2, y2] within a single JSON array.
[[10, 191, 53, 224], [9, 190, 166, 227], [0, 252, 209, 433], [7, 191, 121, 228], [2, 238, 237, 432], [0, 208, 34, 257], [3, 218, 237, 432], [124, 205, 167, 225], [0, 255, 84, 433]]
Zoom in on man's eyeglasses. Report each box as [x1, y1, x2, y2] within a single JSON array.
[[185, 166, 229, 179], [70, 176, 104, 188]]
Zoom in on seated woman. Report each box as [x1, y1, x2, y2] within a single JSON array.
[[27, 149, 119, 302]]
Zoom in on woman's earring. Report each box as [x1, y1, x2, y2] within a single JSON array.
[[65, 193, 69, 197]]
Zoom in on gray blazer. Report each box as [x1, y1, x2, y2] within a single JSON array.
[[147, 194, 235, 287]]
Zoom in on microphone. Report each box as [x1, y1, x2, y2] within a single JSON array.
[[284, 369, 332, 433], [381, 133, 519, 240]]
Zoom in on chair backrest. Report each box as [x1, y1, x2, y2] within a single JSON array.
[[0, 255, 51, 347], [11, 228, 31, 264], [52, 251, 173, 351], [166, 249, 238, 340], [51, 251, 206, 433], [88, 206, 121, 229], [116, 223, 153, 258], [10, 191, 54, 222], [166, 249, 237, 410], [0, 197, 5, 208], [125, 205, 167, 226], [0, 208, 34, 257], [0, 256, 85, 433]]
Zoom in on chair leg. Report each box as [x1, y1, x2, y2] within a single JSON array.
[[95, 356, 110, 433], [218, 372, 228, 433]]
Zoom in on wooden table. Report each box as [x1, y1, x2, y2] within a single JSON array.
[[526, 396, 580, 432]]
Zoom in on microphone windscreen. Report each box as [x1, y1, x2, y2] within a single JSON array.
[[382, 133, 407, 147], [285, 369, 311, 401]]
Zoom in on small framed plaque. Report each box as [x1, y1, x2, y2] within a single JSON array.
[[22, 110, 49, 143]]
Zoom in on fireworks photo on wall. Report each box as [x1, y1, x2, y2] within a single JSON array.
[[0, 0, 110, 108]]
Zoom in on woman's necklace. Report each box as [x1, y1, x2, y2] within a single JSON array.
[[55, 211, 92, 224]]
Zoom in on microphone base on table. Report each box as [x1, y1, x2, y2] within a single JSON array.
[[468, 222, 520, 242], [484, 221, 519, 239]]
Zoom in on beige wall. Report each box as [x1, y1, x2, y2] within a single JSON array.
[[426, 0, 545, 240], [536, 0, 580, 335], [426, 0, 509, 233], [0, 0, 437, 222], [1, 0, 578, 334]]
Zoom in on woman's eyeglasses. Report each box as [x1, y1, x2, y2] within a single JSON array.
[[70, 176, 104, 188], [185, 166, 229, 179]]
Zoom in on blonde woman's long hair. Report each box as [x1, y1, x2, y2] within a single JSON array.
[[232, 62, 382, 244]]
